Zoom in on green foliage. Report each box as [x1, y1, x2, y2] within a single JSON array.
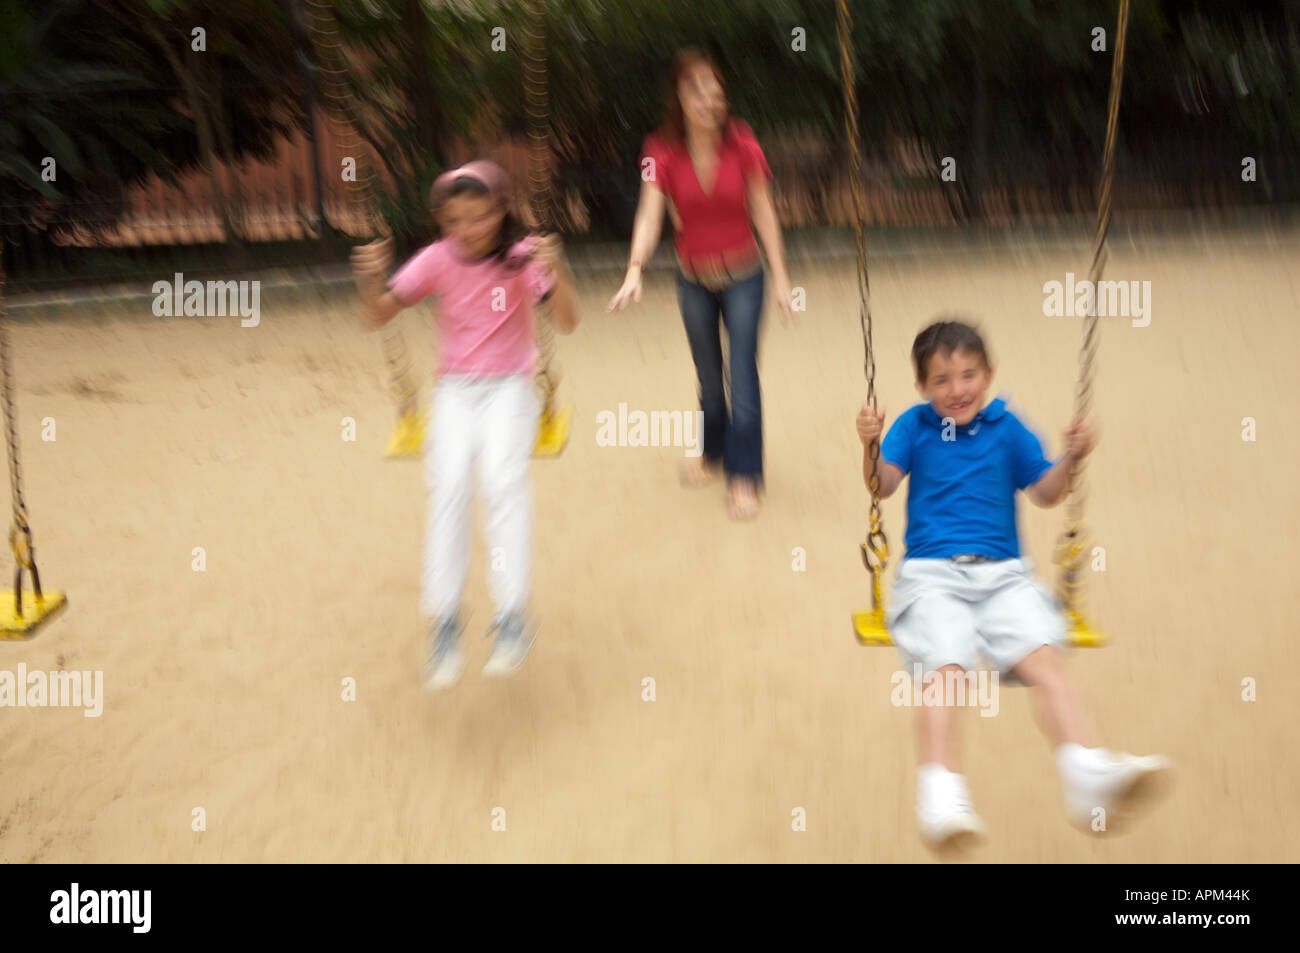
[[6, 0, 1300, 262], [2, 0, 303, 249]]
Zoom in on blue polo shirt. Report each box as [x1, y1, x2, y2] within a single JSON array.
[[879, 396, 1055, 560]]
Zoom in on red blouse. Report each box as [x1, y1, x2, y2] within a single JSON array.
[[640, 118, 772, 276]]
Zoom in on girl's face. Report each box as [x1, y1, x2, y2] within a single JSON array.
[[440, 192, 506, 258], [678, 63, 727, 134]]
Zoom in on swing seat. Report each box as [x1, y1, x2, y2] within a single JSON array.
[[0, 590, 67, 640], [852, 607, 892, 646], [534, 402, 573, 458], [1065, 610, 1109, 648], [384, 408, 426, 459]]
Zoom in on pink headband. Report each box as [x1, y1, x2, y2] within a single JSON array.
[[432, 159, 509, 202]]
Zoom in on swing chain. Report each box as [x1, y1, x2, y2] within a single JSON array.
[[306, 0, 418, 419], [1056, 0, 1129, 612], [837, 0, 888, 604], [0, 241, 44, 618], [522, 0, 560, 416]]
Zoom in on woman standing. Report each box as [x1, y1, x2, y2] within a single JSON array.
[[607, 48, 793, 520]]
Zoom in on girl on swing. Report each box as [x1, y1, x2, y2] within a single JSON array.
[[353, 160, 580, 691]]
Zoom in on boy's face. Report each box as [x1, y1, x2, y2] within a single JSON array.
[[440, 193, 506, 258], [917, 347, 994, 427]]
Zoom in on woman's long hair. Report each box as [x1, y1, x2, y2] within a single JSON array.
[[659, 47, 736, 145], [431, 176, 530, 269]]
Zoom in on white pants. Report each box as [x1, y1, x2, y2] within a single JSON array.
[[421, 374, 539, 622]]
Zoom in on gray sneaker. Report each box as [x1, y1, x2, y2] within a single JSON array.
[[482, 612, 536, 677], [423, 616, 465, 691]]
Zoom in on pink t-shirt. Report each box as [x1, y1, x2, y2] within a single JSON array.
[[641, 118, 772, 274], [388, 235, 554, 377]]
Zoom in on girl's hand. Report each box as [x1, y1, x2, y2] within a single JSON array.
[[1063, 417, 1097, 460], [351, 238, 393, 287], [607, 268, 643, 313], [857, 403, 885, 446], [772, 273, 796, 326], [532, 233, 565, 273]]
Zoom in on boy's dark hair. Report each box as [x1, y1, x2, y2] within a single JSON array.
[[432, 176, 530, 270], [912, 318, 991, 383]]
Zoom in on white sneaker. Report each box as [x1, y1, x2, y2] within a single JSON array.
[[481, 612, 536, 678], [423, 617, 465, 692], [916, 766, 986, 849], [1059, 745, 1172, 832]]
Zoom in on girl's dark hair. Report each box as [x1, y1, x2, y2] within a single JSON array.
[[432, 175, 529, 269], [912, 318, 991, 383], [660, 47, 736, 145]]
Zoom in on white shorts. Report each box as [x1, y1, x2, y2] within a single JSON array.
[[886, 557, 1066, 675]]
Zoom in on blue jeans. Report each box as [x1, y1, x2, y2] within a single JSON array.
[[677, 269, 765, 482]]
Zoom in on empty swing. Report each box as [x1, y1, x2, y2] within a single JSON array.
[[0, 242, 67, 639]]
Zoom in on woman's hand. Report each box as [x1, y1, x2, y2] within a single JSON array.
[[771, 272, 795, 326], [607, 267, 644, 312]]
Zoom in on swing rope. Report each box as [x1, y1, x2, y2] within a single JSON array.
[[305, 0, 419, 423], [521, 0, 560, 421], [836, 0, 889, 617], [1054, 0, 1130, 633]]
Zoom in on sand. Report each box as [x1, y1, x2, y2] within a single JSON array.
[[2, 233, 1297, 862]]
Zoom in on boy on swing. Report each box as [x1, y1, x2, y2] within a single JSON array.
[[856, 319, 1170, 848]]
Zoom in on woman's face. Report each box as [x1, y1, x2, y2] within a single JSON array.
[[678, 63, 727, 134], [440, 192, 506, 258]]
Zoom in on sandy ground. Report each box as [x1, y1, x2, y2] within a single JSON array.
[[2, 232, 1298, 863]]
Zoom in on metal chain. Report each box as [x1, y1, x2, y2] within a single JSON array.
[[1056, 0, 1130, 614], [305, 0, 419, 418], [522, 0, 559, 415], [836, 0, 888, 605], [0, 239, 41, 613]]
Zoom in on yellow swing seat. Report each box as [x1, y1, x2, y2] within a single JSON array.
[[533, 402, 573, 458], [382, 401, 573, 460], [1065, 609, 1109, 648], [0, 590, 67, 640], [383, 407, 426, 459], [852, 530, 892, 646], [852, 607, 891, 646]]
